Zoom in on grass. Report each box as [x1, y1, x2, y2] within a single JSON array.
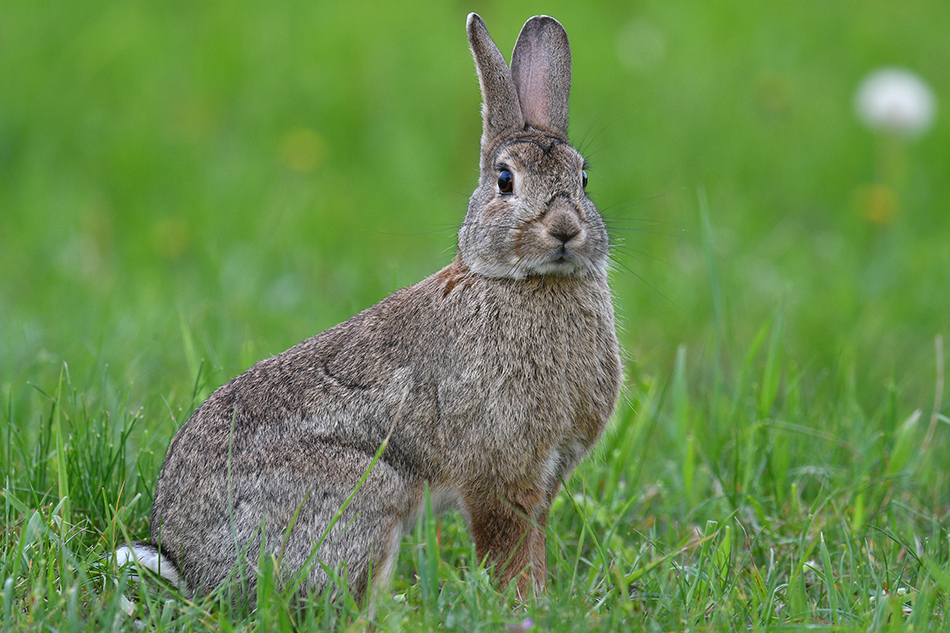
[[1, 0, 948, 630]]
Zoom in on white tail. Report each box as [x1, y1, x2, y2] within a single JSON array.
[[115, 542, 187, 591]]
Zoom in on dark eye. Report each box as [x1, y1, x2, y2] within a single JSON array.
[[497, 169, 513, 194], [582, 170, 588, 189]]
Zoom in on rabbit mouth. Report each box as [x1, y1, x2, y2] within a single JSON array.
[[526, 248, 594, 276], [551, 245, 576, 267]]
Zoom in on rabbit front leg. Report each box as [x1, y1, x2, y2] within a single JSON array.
[[466, 488, 551, 599]]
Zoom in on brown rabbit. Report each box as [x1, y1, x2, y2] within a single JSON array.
[[117, 12, 622, 606]]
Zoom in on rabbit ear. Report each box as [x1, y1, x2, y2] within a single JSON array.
[[467, 13, 525, 145], [510, 16, 572, 135]]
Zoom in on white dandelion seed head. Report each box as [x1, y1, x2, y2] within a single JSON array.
[[855, 67, 936, 136]]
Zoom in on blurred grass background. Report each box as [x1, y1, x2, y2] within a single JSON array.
[[3, 0, 947, 409], [1, 0, 949, 625]]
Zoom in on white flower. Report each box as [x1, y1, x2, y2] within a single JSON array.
[[855, 68, 936, 136]]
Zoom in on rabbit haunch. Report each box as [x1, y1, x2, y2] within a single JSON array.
[[118, 13, 622, 605]]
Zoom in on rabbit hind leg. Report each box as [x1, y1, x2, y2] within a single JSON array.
[[265, 445, 413, 605]]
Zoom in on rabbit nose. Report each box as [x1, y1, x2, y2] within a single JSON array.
[[549, 223, 580, 244], [546, 208, 582, 244]]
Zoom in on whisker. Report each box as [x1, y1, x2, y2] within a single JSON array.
[[575, 116, 616, 157], [611, 245, 671, 268], [376, 224, 461, 237], [606, 225, 686, 239], [608, 258, 677, 307], [599, 187, 688, 217], [601, 211, 677, 226], [457, 221, 524, 231]]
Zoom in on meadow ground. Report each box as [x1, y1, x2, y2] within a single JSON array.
[[1, 1, 948, 630]]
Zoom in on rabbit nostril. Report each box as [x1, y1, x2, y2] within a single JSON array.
[[549, 226, 580, 244]]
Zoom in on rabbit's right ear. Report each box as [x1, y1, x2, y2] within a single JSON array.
[[467, 13, 525, 148], [510, 16, 572, 136]]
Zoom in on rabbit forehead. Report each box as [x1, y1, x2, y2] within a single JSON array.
[[493, 135, 583, 172]]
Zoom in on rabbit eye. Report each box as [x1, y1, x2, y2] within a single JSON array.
[[582, 170, 588, 189], [497, 169, 514, 194]]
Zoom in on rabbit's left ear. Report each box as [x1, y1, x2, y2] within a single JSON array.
[[510, 16, 572, 136]]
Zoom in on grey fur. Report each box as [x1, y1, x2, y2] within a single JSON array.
[[137, 13, 622, 606]]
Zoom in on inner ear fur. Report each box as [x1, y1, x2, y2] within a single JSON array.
[[510, 16, 572, 136]]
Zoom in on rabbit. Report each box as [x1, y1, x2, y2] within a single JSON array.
[[117, 12, 622, 607]]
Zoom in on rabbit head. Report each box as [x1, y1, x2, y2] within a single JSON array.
[[459, 14, 610, 280]]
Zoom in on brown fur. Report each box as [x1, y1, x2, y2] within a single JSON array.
[[131, 13, 622, 606]]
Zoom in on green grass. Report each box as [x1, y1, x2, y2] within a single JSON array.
[[1, 0, 948, 630]]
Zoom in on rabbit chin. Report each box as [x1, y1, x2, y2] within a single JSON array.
[[466, 254, 601, 280]]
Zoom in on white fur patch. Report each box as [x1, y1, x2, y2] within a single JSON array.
[[115, 543, 187, 591]]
